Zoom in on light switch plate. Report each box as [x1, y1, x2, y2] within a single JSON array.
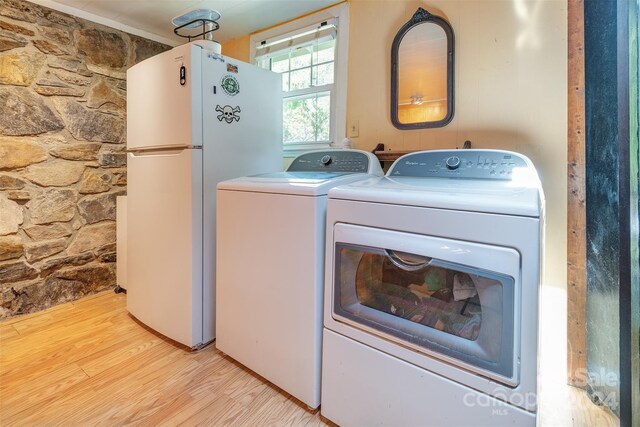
[[349, 120, 359, 138]]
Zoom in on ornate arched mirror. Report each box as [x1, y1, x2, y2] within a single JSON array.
[[391, 8, 454, 129]]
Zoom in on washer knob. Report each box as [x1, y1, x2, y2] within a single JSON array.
[[320, 155, 332, 165], [445, 156, 461, 170]]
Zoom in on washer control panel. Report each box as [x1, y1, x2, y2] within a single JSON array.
[[388, 150, 529, 180], [287, 150, 371, 173]]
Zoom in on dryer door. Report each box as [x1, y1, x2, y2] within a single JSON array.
[[331, 223, 521, 386]]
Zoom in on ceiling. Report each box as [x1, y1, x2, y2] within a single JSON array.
[[31, 0, 339, 46]]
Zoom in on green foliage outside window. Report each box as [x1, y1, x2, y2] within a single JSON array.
[[283, 92, 330, 143]]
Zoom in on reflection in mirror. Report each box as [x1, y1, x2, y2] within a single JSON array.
[[391, 8, 454, 129], [398, 24, 447, 123]]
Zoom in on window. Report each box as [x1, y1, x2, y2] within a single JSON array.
[[251, 4, 349, 155]]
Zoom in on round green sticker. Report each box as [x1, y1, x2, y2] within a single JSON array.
[[221, 75, 240, 96]]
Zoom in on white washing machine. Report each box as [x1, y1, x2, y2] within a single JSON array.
[[321, 149, 544, 426], [216, 149, 383, 409]]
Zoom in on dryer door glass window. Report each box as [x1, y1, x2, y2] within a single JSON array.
[[350, 248, 483, 341], [333, 236, 517, 385]]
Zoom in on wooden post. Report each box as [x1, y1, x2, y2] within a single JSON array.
[[567, 0, 587, 388]]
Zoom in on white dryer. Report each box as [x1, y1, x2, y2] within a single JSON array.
[[321, 149, 544, 426], [216, 149, 383, 409]]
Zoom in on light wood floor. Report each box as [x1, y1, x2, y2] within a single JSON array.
[[0, 290, 619, 426], [536, 286, 619, 427], [0, 291, 332, 426]]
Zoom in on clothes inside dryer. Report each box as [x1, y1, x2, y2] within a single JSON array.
[[351, 249, 483, 341]]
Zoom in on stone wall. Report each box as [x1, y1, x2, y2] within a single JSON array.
[[0, 0, 169, 318]]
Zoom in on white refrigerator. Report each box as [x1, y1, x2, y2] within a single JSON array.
[[126, 40, 282, 349]]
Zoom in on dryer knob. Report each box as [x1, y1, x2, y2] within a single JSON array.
[[446, 156, 461, 170], [321, 155, 332, 165]]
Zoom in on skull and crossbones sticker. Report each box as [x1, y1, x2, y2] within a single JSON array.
[[216, 105, 241, 123]]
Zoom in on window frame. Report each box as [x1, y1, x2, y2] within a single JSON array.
[[257, 32, 337, 146], [250, 3, 349, 156]]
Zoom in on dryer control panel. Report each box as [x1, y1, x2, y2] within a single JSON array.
[[287, 150, 372, 173], [388, 150, 530, 180]]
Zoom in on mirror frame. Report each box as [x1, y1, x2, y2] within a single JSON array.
[[391, 7, 455, 130]]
